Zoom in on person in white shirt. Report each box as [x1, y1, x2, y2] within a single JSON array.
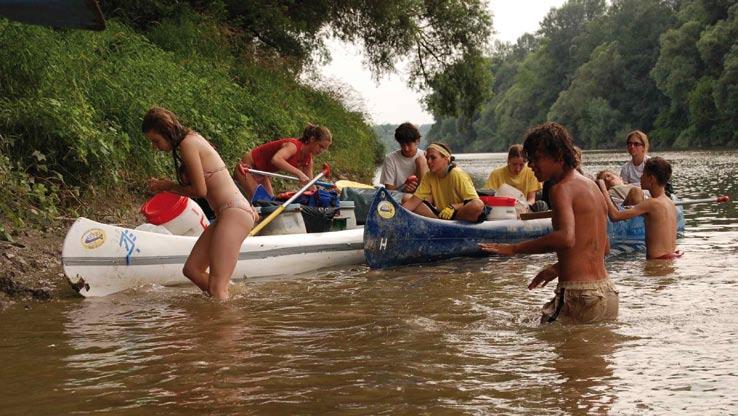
[[620, 130, 650, 184], [379, 122, 428, 196]]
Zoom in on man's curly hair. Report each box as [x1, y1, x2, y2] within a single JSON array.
[[522, 122, 578, 169]]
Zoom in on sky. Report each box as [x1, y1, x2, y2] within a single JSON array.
[[318, 0, 567, 125]]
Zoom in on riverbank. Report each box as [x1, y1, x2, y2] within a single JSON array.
[[0, 194, 145, 309]]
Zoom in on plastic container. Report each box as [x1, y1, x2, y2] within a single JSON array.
[[481, 196, 518, 221], [254, 204, 306, 235], [140, 192, 208, 236], [331, 217, 347, 231], [334, 200, 358, 229], [134, 223, 173, 235]]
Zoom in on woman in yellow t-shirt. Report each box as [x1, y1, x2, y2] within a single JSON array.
[[402, 143, 485, 222], [484, 144, 541, 205]]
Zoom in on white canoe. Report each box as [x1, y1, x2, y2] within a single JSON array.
[[62, 217, 365, 297]]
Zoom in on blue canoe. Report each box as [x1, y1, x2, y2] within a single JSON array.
[[363, 188, 685, 269]]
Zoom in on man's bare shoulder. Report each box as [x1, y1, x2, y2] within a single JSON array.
[[650, 194, 677, 212]]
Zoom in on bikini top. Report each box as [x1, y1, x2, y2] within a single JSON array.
[[203, 165, 227, 182]]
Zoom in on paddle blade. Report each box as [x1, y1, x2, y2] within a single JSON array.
[[322, 163, 331, 179], [717, 195, 730, 203]]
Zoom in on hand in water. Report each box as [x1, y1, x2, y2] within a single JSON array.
[[479, 243, 516, 256], [528, 265, 558, 290]]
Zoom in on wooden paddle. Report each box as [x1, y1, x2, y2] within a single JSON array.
[[520, 210, 553, 220], [674, 195, 730, 206], [237, 164, 333, 188], [524, 196, 729, 218], [249, 165, 331, 236]]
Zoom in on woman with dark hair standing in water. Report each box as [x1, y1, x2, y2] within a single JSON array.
[[142, 106, 257, 300]]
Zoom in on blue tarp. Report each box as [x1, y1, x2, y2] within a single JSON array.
[[0, 0, 105, 30]]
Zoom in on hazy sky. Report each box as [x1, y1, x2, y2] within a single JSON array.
[[319, 0, 567, 125]]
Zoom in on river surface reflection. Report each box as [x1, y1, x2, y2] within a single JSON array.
[[1, 150, 737, 415]]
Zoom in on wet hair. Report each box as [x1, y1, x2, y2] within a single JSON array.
[[507, 144, 524, 160], [142, 107, 191, 185], [643, 156, 672, 186], [395, 122, 421, 145], [522, 122, 578, 169], [573, 145, 584, 174], [626, 130, 650, 153], [300, 124, 332, 144]]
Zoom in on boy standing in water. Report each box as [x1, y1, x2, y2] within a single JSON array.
[[480, 123, 618, 324], [598, 157, 680, 260]]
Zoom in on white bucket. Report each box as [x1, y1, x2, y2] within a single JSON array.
[[487, 205, 518, 221], [159, 198, 209, 236], [141, 192, 209, 237]]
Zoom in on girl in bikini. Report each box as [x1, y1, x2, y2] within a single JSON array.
[[233, 125, 332, 199], [143, 107, 257, 300]]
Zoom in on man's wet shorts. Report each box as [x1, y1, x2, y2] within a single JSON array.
[[541, 278, 619, 324]]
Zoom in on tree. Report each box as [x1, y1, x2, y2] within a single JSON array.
[[101, 0, 494, 119]]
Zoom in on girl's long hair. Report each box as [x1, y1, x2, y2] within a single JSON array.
[[142, 107, 191, 185]]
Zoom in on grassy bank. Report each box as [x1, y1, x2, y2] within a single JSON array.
[[0, 13, 383, 236]]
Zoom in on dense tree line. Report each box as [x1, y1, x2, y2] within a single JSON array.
[[428, 0, 738, 151]]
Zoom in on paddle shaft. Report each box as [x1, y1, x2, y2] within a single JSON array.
[[249, 171, 327, 236], [245, 167, 333, 188], [674, 195, 730, 206]]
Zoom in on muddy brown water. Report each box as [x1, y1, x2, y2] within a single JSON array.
[[2, 151, 737, 415]]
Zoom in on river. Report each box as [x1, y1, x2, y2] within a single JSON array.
[[1, 150, 737, 415]]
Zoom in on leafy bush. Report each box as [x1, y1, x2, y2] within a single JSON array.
[[0, 13, 381, 229]]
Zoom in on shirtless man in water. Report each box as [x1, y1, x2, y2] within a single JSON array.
[[598, 157, 680, 260], [480, 122, 618, 324]]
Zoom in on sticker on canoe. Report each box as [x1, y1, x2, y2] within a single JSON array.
[[377, 201, 396, 219], [81, 228, 106, 249]]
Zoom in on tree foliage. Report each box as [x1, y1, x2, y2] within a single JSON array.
[[0, 11, 380, 227], [429, 0, 737, 151], [100, 0, 493, 119]]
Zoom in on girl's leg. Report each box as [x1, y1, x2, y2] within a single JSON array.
[[624, 187, 645, 206], [412, 201, 439, 219], [207, 208, 254, 300], [262, 178, 274, 197], [455, 199, 484, 222], [183, 224, 215, 293]]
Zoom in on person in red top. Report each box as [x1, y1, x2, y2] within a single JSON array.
[[234, 124, 332, 199]]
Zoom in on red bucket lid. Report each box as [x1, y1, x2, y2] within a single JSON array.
[[140, 192, 189, 225], [480, 196, 517, 207]]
